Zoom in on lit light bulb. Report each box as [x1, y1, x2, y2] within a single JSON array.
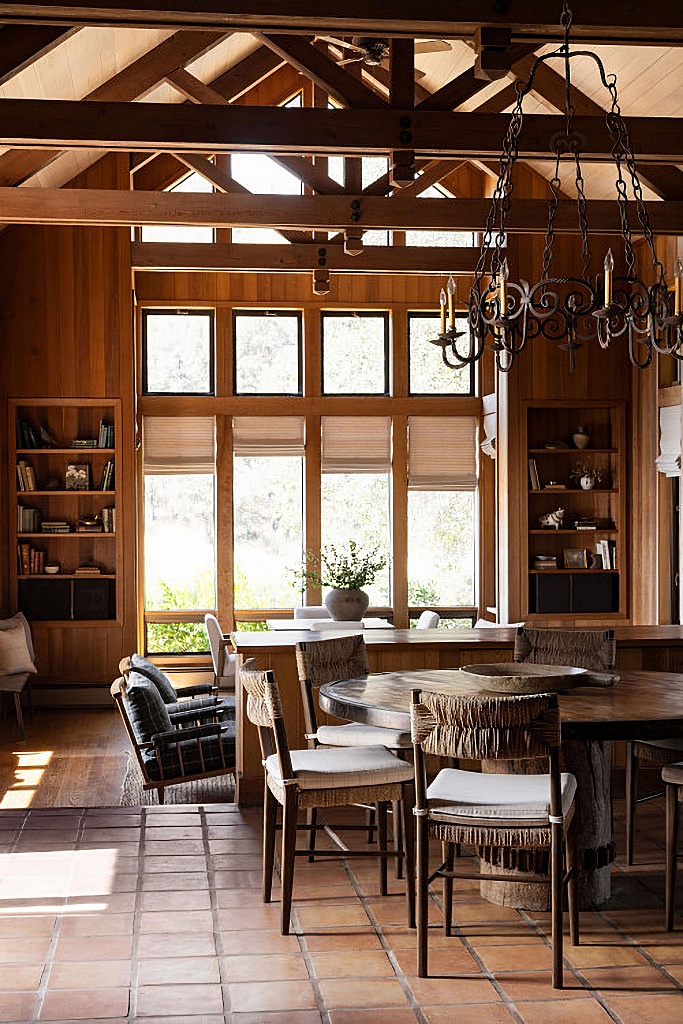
[[604, 248, 614, 307], [447, 275, 456, 331], [674, 256, 683, 317], [498, 258, 509, 315]]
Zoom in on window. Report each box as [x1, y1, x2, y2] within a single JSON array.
[[407, 417, 478, 611], [408, 312, 474, 396], [233, 418, 304, 609], [321, 417, 392, 606], [405, 183, 477, 248], [143, 309, 214, 395], [143, 417, 216, 654], [321, 312, 389, 395], [233, 311, 302, 395], [141, 171, 214, 244]]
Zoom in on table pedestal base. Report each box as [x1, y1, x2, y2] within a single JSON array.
[[480, 739, 614, 910]]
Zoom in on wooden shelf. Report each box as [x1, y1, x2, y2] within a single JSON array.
[[17, 490, 115, 496], [528, 447, 617, 454], [529, 569, 619, 575], [17, 574, 116, 580], [16, 448, 115, 455], [529, 529, 617, 535], [529, 488, 618, 495], [18, 532, 116, 538]]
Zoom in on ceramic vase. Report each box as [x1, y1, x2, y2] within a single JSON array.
[[580, 475, 595, 490], [324, 588, 370, 621], [573, 431, 590, 449]]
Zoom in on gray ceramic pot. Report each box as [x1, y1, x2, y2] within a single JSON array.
[[324, 588, 370, 621]]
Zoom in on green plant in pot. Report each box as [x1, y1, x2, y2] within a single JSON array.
[[291, 541, 387, 621]]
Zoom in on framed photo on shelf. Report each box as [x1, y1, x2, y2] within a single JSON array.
[[65, 462, 91, 491], [563, 548, 589, 569]]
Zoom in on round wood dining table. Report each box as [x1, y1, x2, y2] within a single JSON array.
[[319, 668, 683, 909]]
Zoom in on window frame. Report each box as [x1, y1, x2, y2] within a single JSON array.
[[320, 310, 390, 396], [232, 309, 304, 397], [141, 308, 216, 397], [407, 311, 475, 397]]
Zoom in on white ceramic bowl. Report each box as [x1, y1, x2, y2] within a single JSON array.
[[44, 565, 60, 574], [460, 662, 586, 694]]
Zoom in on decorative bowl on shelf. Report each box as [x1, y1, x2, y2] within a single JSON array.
[[460, 662, 587, 694], [44, 565, 60, 574]]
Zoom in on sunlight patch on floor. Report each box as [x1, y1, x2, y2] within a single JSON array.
[[0, 848, 118, 901], [0, 750, 53, 809]]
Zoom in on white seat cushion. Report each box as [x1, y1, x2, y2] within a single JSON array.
[[426, 768, 577, 825], [316, 722, 412, 749], [662, 761, 683, 786], [265, 745, 414, 791], [639, 737, 683, 752]]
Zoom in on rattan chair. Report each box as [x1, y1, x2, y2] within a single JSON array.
[[513, 627, 616, 675], [625, 737, 683, 865], [411, 687, 579, 989], [204, 613, 237, 694], [241, 665, 415, 935], [663, 760, 683, 930]]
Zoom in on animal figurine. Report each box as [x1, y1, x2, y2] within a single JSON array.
[[538, 508, 565, 529]]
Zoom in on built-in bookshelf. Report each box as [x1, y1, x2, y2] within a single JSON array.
[[9, 398, 121, 623], [526, 401, 626, 619]]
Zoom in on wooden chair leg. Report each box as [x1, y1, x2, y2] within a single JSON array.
[[377, 801, 388, 896], [306, 806, 318, 862], [665, 782, 680, 931], [366, 805, 376, 843], [401, 783, 415, 929], [263, 784, 277, 904], [13, 692, 26, 740], [566, 818, 580, 946], [392, 799, 404, 879], [442, 840, 455, 936], [625, 741, 637, 865], [280, 789, 299, 935], [416, 812, 429, 977], [551, 822, 564, 989], [156, 787, 165, 805]]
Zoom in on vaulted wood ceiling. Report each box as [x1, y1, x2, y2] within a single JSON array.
[[0, 1, 680, 273]]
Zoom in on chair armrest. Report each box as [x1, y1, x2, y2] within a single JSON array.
[[175, 683, 217, 698], [151, 723, 222, 745], [169, 705, 223, 725]]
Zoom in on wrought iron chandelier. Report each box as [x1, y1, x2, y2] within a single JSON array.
[[431, 2, 683, 373]]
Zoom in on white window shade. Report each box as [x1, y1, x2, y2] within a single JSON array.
[[233, 417, 305, 456], [656, 405, 681, 477], [143, 416, 215, 474], [321, 417, 391, 473], [408, 416, 478, 490]]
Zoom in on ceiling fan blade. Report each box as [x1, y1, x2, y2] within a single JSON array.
[[414, 39, 453, 54], [316, 34, 366, 53], [337, 55, 364, 66]]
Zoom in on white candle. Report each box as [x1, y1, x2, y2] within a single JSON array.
[[447, 275, 456, 331], [674, 257, 683, 317], [604, 249, 614, 308], [439, 288, 447, 334], [499, 258, 509, 315]]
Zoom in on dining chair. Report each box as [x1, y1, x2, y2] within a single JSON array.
[[513, 627, 616, 675], [625, 737, 683, 865], [663, 760, 683, 930], [295, 633, 412, 870], [411, 686, 579, 988], [415, 610, 440, 629], [293, 605, 331, 619], [204, 613, 237, 694], [241, 665, 415, 935]]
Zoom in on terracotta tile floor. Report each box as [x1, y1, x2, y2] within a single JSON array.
[[0, 796, 681, 1023]]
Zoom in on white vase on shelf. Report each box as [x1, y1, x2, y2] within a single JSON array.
[[580, 475, 595, 490]]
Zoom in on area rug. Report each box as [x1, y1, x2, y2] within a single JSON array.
[[119, 753, 235, 806]]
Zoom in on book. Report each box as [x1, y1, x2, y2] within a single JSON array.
[[528, 458, 540, 490]]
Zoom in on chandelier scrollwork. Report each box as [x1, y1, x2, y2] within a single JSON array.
[[430, 1, 683, 373]]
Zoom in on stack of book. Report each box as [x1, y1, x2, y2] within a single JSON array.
[[98, 419, 114, 448], [596, 539, 617, 569], [75, 564, 101, 576], [534, 554, 558, 570], [17, 506, 41, 533], [16, 460, 37, 491], [77, 520, 103, 533], [100, 505, 115, 533], [41, 520, 71, 534], [17, 542, 45, 575], [16, 418, 38, 448], [99, 460, 115, 490], [71, 438, 98, 448]]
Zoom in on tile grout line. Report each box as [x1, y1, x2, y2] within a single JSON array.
[[125, 804, 146, 1022], [200, 804, 233, 1023]]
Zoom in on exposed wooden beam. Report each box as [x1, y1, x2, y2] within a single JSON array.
[[396, 160, 465, 199], [268, 154, 347, 196], [0, 4, 680, 44], [417, 45, 538, 111], [131, 240, 479, 273], [389, 37, 415, 187], [173, 152, 310, 244], [0, 29, 229, 185], [0, 101, 680, 161], [0, 24, 76, 85], [165, 67, 231, 106], [4, 188, 683, 234], [209, 45, 285, 102], [257, 33, 387, 109]]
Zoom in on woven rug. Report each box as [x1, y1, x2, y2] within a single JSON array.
[[119, 753, 235, 806]]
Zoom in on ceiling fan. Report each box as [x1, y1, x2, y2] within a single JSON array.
[[318, 35, 452, 74]]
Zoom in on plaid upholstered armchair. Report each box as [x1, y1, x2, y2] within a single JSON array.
[[111, 666, 236, 804]]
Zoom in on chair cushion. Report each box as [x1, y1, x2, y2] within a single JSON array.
[[0, 617, 36, 676], [265, 744, 414, 791], [167, 694, 235, 717], [124, 673, 172, 743], [130, 653, 177, 702], [145, 721, 237, 780], [316, 722, 412, 749], [662, 761, 683, 786], [426, 768, 577, 825]]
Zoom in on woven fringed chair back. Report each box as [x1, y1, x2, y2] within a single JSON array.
[[411, 690, 560, 761], [295, 634, 369, 689], [514, 627, 616, 672], [241, 667, 283, 728]]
